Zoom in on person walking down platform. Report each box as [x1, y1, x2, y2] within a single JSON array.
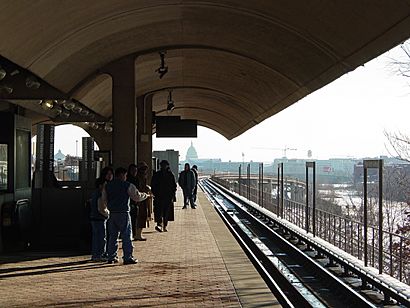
[[134, 161, 151, 241], [151, 160, 177, 232], [178, 163, 196, 209], [89, 167, 113, 262], [102, 167, 149, 265], [191, 165, 199, 204]]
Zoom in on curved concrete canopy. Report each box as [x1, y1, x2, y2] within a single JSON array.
[[72, 74, 112, 118], [1, 1, 410, 138]]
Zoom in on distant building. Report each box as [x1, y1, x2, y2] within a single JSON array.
[[272, 158, 359, 183], [186, 141, 198, 161], [353, 156, 410, 184], [54, 149, 66, 162]]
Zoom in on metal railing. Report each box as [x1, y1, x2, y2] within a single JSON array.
[[211, 163, 410, 285]]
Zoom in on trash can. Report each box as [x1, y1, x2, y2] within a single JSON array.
[[1, 199, 31, 251]]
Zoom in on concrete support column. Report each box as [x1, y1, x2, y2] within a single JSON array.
[[105, 56, 136, 168], [136, 95, 153, 178]]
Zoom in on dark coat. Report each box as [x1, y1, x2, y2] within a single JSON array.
[[178, 169, 196, 192], [151, 168, 177, 221]]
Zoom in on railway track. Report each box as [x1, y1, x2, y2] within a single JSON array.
[[201, 178, 409, 308]]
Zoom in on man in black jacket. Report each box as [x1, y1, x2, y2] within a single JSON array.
[[178, 163, 196, 209], [151, 160, 177, 232]]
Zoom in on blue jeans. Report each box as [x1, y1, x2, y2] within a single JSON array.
[[107, 212, 133, 261], [91, 220, 106, 259]]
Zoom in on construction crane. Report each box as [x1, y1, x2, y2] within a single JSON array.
[[252, 146, 297, 158]]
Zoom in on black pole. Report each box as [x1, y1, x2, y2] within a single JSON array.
[[239, 164, 242, 196], [261, 163, 264, 208], [364, 165, 368, 267], [313, 162, 316, 237], [280, 163, 284, 218], [378, 159, 383, 274], [277, 165, 280, 213], [258, 163, 261, 205], [247, 163, 250, 200], [305, 165, 309, 233]]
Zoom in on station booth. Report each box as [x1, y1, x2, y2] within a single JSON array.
[[0, 112, 32, 252], [0, 117, 108, 252]]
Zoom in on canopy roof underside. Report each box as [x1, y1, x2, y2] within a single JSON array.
[[1, 1, 410, 138]]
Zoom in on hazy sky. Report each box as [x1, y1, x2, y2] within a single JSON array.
[[54, 42, 410, 163]]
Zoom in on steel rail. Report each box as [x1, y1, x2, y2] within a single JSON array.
[[201, 181, 307, 307]]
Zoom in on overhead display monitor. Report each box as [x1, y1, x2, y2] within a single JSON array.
[[156, 116, 197, 138]]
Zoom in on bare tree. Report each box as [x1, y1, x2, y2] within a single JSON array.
[[384, 40, 410, 161], [384, 130, 410, 162], [388, 41, 410, 78]]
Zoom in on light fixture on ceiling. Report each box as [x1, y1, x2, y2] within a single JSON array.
[[155, 51, 168, 79], [54, 106, 62, 115], [63, 101, 75, 110], [0, 85, 13, 94], [90, 122, 99, 129], [167, 90, 175, 111], [73, 105, 83, 113], [40, 99, 54, 110], [0, 66, 6, 80], [25, 76, 41, 89], [60, 110, 70, 118], [80, 109, 89, 116], [104, 122, 113, 133]]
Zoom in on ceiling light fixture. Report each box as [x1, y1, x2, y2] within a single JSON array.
[[155, 51, 168, 79], [0, 85, 13, 94], [167, 90, 175, 111], [80, 109, 89, 116], [25, 76, 41, 89], [73, 105, 83, 113], [60, 110, 70, 118], [40, 99, 54, 110], [54, 106, 62, 115], [0, 66, 6, 80], [104, 122, 113, 133], [63, 101, 75, 110]]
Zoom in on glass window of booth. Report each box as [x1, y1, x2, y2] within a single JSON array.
[[16, 130, 30, 189], [0, 144, 7, 190]]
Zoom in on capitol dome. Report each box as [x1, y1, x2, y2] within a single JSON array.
[[186, 141, 198, 160]]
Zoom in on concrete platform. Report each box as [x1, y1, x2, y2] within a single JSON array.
[[0, 189, 279, 307]]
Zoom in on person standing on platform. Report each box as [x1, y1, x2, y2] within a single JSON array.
[[134, 161, 151, 241], [178, 163, 196, 209], [102, 167, 149, 265], [126, 164, 138, 239], [89, 166, 113, 262], [191, 165, 199, 204], [151, 160, 177, 232]]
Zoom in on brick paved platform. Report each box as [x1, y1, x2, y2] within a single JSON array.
[[0, 189, 279, 307]]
